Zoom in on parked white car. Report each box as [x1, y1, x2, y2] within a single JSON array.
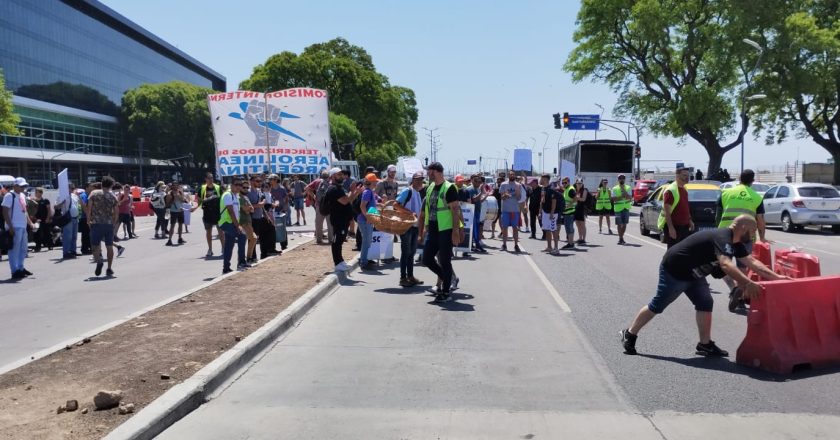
[[720, 181, 771, 196], [762, 183, 840, 233]]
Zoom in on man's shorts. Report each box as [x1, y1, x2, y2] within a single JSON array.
[[563, 214, 575, 235], [541, 211, 557, 232], [119, 213, 131, 224], [293, 197, 305, 210], [647, 264, 713, 314], [203, 213, 220, 230], [615, 209, 630, 225], [90, 223, 114, 247], [500, 212, 519, 229], [170, 211, 185, 225]]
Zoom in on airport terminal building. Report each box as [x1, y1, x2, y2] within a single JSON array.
[[0, 0, 225, 186]]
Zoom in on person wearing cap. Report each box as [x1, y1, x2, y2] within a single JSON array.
[[395, 172, 426, 286], [660, 167, 694, 249], [499, 170, 523, 252], [560, 177, 576, 250], [198, 172, 225, 257], [358, 173, 379, 270], [418, 162, 464, 302], [717, 168, 766, 313], [376, 165, 400, 201], [323, 167, 363, 272], [2, 177, 35, 279], [611, 173, 633, 245]]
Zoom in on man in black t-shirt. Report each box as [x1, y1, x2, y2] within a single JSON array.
[[620, 215, 785, 357], [528, 179, 542, 239], [323, 167, 362, 272], [418, 162, 464, 302]]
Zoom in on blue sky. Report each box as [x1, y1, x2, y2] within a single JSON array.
[[102, 0, 824, 174]]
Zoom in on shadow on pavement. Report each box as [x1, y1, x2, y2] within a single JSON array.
[[374, 287, 427, 295], [638, 353, 840, 381], [428, 292, 475, 312], [620, 243, 643, 248]]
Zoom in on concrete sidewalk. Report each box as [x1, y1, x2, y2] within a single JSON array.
[[156, 236, 840, 439]]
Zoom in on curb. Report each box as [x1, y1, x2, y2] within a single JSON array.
[[104, 254, 360, 440], [0, 233, 313, 376]]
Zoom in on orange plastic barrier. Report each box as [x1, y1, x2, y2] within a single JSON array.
[[747, 241, 772, 281], [774, 249, 820, 278], [737, 276, 840, 374], [133, 201, 153, 216]]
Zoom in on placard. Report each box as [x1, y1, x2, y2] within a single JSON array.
[[368, 231, 394, 260], [454, 202, 475, 254]]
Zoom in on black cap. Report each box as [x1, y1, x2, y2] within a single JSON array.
[[427, 161, 444, 172], [365, 166, 377, 174]]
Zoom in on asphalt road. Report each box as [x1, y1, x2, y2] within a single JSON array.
[[158, 206, 840, 438], [526, 207, 840, 414], [0, 206, 319, 372]]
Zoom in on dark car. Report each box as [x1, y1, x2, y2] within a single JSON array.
[[639, 182, 721, 239]]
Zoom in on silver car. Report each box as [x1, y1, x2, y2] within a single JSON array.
[[720, 181, 771, 196], [763, 183, 840, 233]]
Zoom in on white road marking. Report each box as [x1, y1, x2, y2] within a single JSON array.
[[523, 254, 572, 313]]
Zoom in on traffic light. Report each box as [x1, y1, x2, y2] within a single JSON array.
[[552, 113, 562, 129], [562, 112, 570, 128], [634, 146, 641, 158]]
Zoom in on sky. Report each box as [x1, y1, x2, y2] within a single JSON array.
[[102, 0, 826, 175]]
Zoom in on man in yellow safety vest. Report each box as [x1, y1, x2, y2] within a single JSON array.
[[611, 174, 633, 245]]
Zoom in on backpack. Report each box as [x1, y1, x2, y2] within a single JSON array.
[[351, 193, 363, 216], [315, 179, 329, 207], [319, 184, 334, 216]]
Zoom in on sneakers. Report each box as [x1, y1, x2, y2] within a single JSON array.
[[166, 240, 173, 246], [11, 271, 25, 280], [334, 261, 350, 272], [576, 239, 587, 245], [22, 269, 33, 276], [620, 329, 638, 355], [561, 243, 575, 250], [178, 238, 186, 245], [106, 268, 114, 277], [501, 244, 507, 252], [696, 341, 729, 357], [451, 276, 460, 291], [95, 260, 104, 276], [362, 261, 377, 270], [222, 268, 233, 275], [206, 249, 213, 258], [399, 277, 412, 287], [434, 293, 453, 303], [407, 276, 424, 285], [617, 239, 626, 245], [117, 246, 126, 257], [514, 244, 521, 253], [608, 229, 614, 235]]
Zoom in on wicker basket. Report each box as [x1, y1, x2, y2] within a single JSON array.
[[366, 201, 417, 235]]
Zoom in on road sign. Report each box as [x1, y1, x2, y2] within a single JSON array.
[[467, 159, 477, 165], [566, 114, 600, 130]]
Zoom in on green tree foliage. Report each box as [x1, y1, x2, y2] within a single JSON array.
[[240, 38, 418, 169], [565, 0, 758, 174], [121, 81, 216, 168], [329, 112, 361, 160], [0, 69, 21, 136], [15, 81, 118, 116], [745, 0, 840, 184]]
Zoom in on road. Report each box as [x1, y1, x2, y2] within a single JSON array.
[[0, 206, 319, 372], [158, 207, 840, 438]]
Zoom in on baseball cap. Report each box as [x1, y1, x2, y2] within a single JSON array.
[[617, 173, 626, 179], [412, 172, 424, 180], [364, 173, 379, 183], [455, 174, 465, 183], [268, 174, 280, 181], [14, 177, 28, 187], [387, 164, 397, 172], [328, 167, 342, 177]]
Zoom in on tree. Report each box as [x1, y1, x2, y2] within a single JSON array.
[[329, 112, 361, 160], [120, 81, 216, 169], [746, 0, 840, 184], [565, 0, 758, 174], [240, 38, 418, 169], [0, 69, 21, 136], [15, 81, 118, 116]]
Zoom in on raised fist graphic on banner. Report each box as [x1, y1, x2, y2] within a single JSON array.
[[229, 100, 305, 146]]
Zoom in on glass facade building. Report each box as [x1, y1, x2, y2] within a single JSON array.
[[0, 0, 225, 185]]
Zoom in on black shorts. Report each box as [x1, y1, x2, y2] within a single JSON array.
[[170, 211, 185, 225], [119, 213, 132, 224], [574, 210, 586, 221]]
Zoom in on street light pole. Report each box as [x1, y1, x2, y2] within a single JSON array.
[[740, 38, 766, 173]]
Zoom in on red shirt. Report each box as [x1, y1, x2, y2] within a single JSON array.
[[663, 186, 690, 226]]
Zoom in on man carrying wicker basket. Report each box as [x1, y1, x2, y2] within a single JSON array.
[[395, 172, 426, 287]]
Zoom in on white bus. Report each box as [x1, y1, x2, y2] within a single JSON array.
[[557, 140, 636, 190]]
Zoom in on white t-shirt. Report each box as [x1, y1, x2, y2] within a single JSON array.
[[2, 191, 28, 228], [222, 192, 240, 221]]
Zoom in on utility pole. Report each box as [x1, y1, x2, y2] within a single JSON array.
[[138, 138, 144, 187], [422, 127, 441, 164]]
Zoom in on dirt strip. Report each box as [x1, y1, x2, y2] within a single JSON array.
[[0, 240, 349, 440]]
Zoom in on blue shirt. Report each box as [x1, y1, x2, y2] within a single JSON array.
[[357, 188, 375, 224], [466, 186, 482, 214], [79, 192, 88, 219]]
